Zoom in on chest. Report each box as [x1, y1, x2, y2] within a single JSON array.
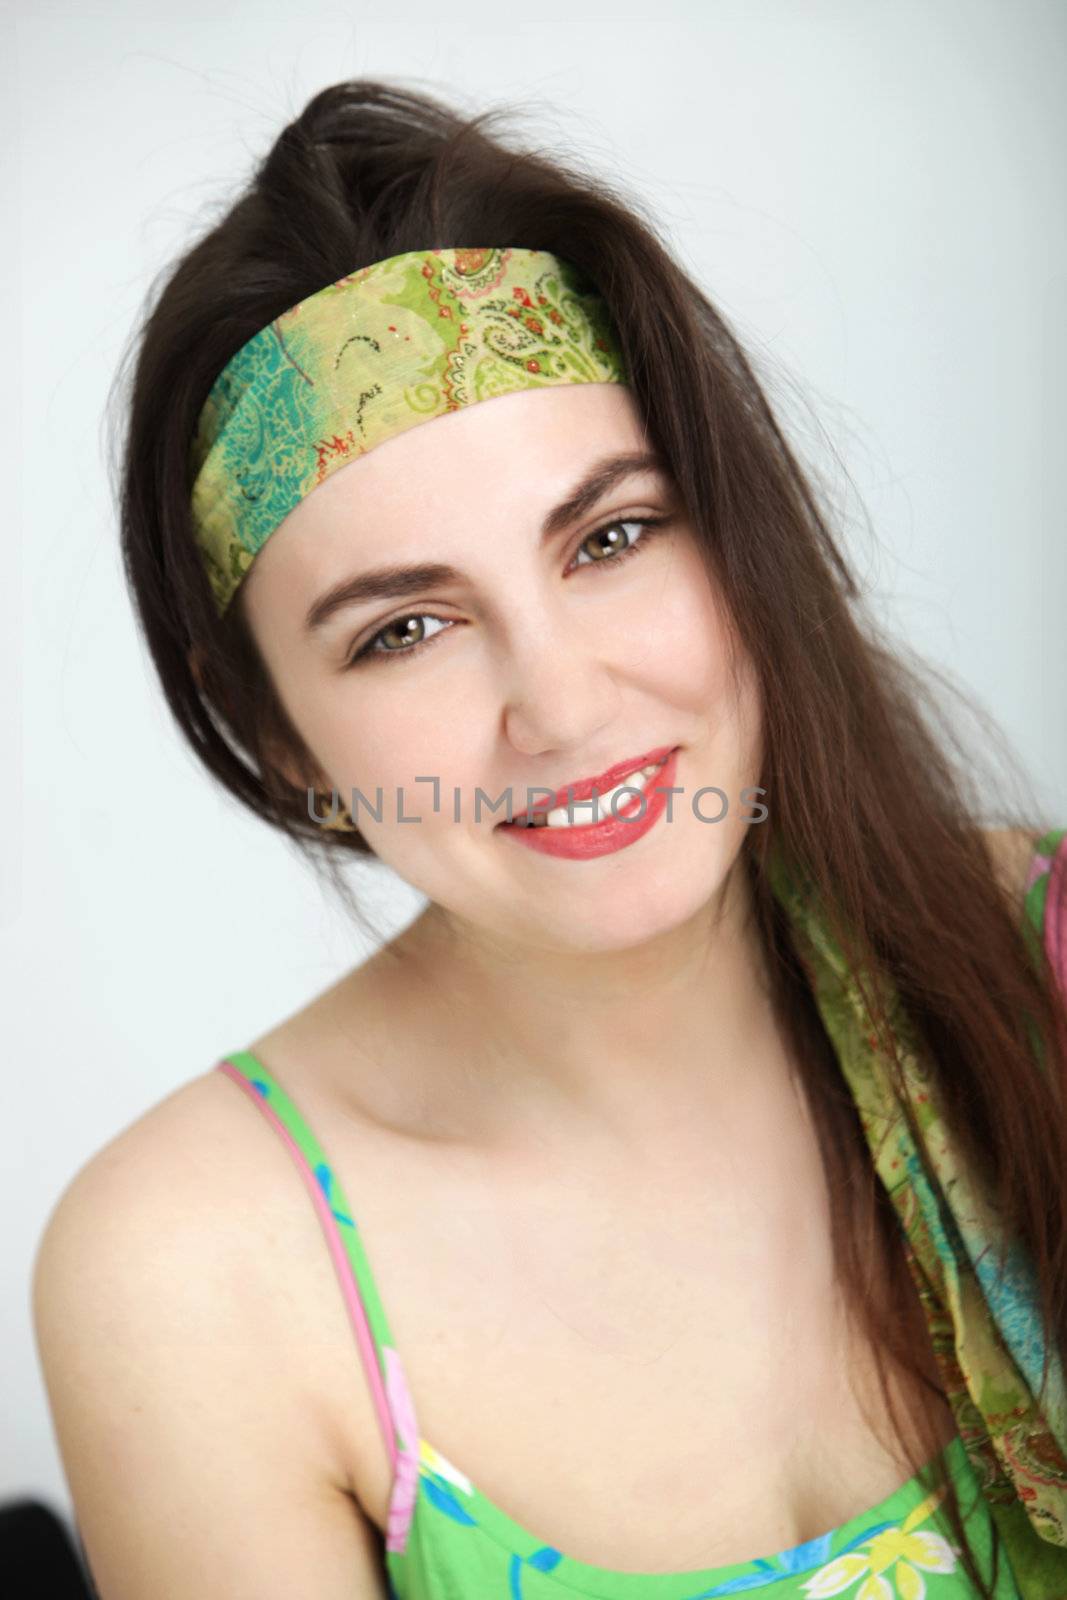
[[261, 1074, 957, 1574]]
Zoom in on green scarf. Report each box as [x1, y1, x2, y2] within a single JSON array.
[[766, 828, 1067, 1592]]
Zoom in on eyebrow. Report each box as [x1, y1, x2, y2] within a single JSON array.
[[302, 447, 670, 636]]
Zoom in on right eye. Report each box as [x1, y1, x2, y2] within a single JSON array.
[[345, 613, 455, 668]]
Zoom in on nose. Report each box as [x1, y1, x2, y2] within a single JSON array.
[[499, 606, 623, 759]]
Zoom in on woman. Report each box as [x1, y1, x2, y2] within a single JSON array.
[[32, 80, 1067, 1599]]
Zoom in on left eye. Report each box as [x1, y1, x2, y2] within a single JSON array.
[[344, 513, 672, 668], [570, 515, 668, 570]]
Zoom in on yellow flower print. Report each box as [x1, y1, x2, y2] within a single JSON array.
[[418, 1439, 473, 1496], [801, 1484, 958, 1598]]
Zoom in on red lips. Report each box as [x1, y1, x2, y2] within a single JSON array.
[[503, 745, 677, 825]]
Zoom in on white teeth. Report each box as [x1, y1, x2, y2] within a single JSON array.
[[537, 761, 664, 829]]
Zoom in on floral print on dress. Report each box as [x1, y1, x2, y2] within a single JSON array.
[[800, 1485, 957, 1598], [401, 1436, 991, 1600]]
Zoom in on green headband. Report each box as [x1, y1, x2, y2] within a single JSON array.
[[188, 247, 629, 616]]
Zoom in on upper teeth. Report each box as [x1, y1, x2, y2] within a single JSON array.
[[524, 760, 666, 829]]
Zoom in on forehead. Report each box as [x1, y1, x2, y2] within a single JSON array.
[[243, 382, 650, 600]]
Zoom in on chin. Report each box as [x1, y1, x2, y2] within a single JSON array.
[[519, 853, 736, 956]]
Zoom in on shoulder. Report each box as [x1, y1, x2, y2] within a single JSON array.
[[31, 1067, 352, 1483], [30, 1065, 395, 1593], [33, 1063, 310, 1263], [31, 1064, 290, 1343], [30, 1071, 393, 1597], [980, 825, 1044, 904]]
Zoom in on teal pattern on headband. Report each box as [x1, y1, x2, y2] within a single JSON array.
[[188, 247, 629, 615]]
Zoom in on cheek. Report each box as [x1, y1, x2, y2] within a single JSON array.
[[637, 551, 762, 779], [308, 690, 485, 838], [627, 547, 734, 707], [328, 710, 451, 799]]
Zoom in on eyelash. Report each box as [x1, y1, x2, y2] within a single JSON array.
[[344, 515, 672, 669]]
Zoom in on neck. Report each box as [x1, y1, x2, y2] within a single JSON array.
[[365, 854, 799, 1155]]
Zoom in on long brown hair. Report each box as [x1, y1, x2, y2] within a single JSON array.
[[111, 79, 1067, 1593]]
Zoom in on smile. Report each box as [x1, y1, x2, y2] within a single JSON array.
[[514, 754, 671, 829], [501, 744, 677, 829], [497, 747, 681, 862]]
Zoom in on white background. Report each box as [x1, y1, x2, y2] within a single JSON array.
[[6, 0, 1065, 1537]]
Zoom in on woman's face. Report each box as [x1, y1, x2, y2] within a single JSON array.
[[241, 382, 763, 954]]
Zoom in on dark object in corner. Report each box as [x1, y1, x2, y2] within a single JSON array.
[[0, 1498, 97, 1597]]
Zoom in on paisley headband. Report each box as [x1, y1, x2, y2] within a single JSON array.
[[188, 247, 629, 616]]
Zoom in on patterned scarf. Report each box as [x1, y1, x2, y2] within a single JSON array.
[[766, 828, 1067, 1593]]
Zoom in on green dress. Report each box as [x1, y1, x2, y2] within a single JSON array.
[[214, 828, 1067, 1596]]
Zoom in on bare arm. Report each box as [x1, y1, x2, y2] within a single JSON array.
[[31, 1136, 389, 1600]]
